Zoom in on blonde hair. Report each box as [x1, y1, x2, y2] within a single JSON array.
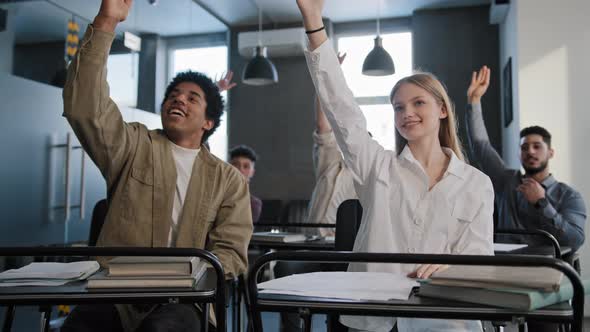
[[389, 71, 465, 161]]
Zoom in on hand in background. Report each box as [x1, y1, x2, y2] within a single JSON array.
[[517, 178, 546, 204], [467, 65, 490, 105], [216, 70, 237, 92]]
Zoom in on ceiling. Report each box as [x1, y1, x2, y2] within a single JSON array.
[[1, 0, 489, 44]]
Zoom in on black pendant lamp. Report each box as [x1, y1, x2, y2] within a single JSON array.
[[242, 7, 278, 86], [362, 0, 395, 76]]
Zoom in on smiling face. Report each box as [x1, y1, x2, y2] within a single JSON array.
[[392, 82, 448, 143], [160, 81, 213, 146]]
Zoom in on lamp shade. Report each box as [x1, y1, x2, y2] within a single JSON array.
[[242, 46, 278, 86], [362, 36, 395, 76]]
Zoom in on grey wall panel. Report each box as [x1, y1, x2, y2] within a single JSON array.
[[412, 5, 501, 164], [228, 28, 317, 200]]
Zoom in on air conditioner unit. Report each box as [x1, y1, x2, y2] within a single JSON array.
[[238, 27, 306, 58], [489, 0, 510, 24]]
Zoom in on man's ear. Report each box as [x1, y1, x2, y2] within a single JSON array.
[[548, 147, 555, 159], [203, 119, 214, 131]]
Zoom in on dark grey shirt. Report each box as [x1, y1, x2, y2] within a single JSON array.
[[465, 103, 586, 251]]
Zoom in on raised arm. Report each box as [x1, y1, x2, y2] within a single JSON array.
[[465, 66, 511, 184], [297, 0, 386, 185], [63, 0, 136, 186]]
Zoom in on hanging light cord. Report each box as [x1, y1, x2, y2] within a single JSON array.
[[257, 6, 262, 47], [376, 0, 381, 37]]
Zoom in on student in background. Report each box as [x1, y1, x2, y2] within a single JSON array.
[[60, 0, 252, 331], [465, 66, 586, 332], [465, 66, 586, 252], [307, 52, 358, 237], [229, 145, 263, 223], [296, 1, 494, 331]]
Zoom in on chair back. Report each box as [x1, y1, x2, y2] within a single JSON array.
[[335, 199, 362, 251], [88, 199, 108, 246]]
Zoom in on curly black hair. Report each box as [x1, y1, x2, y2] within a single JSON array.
[[162, 71, 224, 143], [229, 145, 258, 162]]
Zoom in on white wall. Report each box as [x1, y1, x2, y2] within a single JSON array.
[[0, 7, 14, 74], [498, 0, 520, 168], [516, 0, 590, 273]]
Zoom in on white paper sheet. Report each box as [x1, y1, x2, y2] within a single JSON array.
[[258, 272, 418, 301], [493, 243, 528, 252]]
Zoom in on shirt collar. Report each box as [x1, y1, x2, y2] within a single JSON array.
[[521, 173, 556, 188], [399, 145, 465, 180]]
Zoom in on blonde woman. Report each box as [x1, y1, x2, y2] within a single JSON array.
[[296, 1, 494, 331]]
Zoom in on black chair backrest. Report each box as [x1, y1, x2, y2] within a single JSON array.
[[258, 199, 284, 224], [335, 199, 363, 251], [88, 199, 108, 246]]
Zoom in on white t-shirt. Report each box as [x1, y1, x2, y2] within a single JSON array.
[[168, 142, 200, 247]]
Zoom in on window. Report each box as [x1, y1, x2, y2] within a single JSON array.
[[107, 53, 139, 108], [170, 46, 229, 160], [337, 32, 412, 151]]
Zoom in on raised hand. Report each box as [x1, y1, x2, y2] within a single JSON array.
[[467, 65, 490, 105], [295, 0, 326, 50], [94, 0, 133, 33], [295, 0, 325, 21], [216, 70, 237, 92]]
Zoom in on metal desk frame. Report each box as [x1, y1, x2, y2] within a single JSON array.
[[248, 251, 583, 332], [0, 247, 226, 332]]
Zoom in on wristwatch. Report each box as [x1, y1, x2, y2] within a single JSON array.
[[534, 198, 549, 209]]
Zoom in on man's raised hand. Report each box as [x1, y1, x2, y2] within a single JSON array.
[[94, 0, 133, 33], [467, 65, 490, 105]]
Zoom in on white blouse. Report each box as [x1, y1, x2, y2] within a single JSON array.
[[304, 40, 494, 332]]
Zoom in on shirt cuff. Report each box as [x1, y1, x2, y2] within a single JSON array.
[[470, 103, 483, 113], [538, 202, 559, 220], [313, 130, 337, 146], [303, 39, 334, 72]]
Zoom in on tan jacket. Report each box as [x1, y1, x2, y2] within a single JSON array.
[[63, 25, 252, 280]]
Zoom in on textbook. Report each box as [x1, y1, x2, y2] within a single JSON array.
[[251, 231, 309, 243], [87, 263, 207, 289], [108, 256, 201, 276], [417, 279, 590, 311], [430, 265, 563, 291]]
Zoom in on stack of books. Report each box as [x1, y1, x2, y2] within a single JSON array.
[[417, 265, 590, 311], [251, 231, 316, 243], [87, 256, 207, 289], [0, 261, 99, 287]]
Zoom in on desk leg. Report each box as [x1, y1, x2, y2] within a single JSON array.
[[298, 308, 312, 332], [39, 306, 51, 332], [2, 306, 15, 332], [234, 280, 242, 332], [202, 303, 210, 332]]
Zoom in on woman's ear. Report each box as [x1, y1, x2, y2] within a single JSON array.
[[439, 104, 448, 119]]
